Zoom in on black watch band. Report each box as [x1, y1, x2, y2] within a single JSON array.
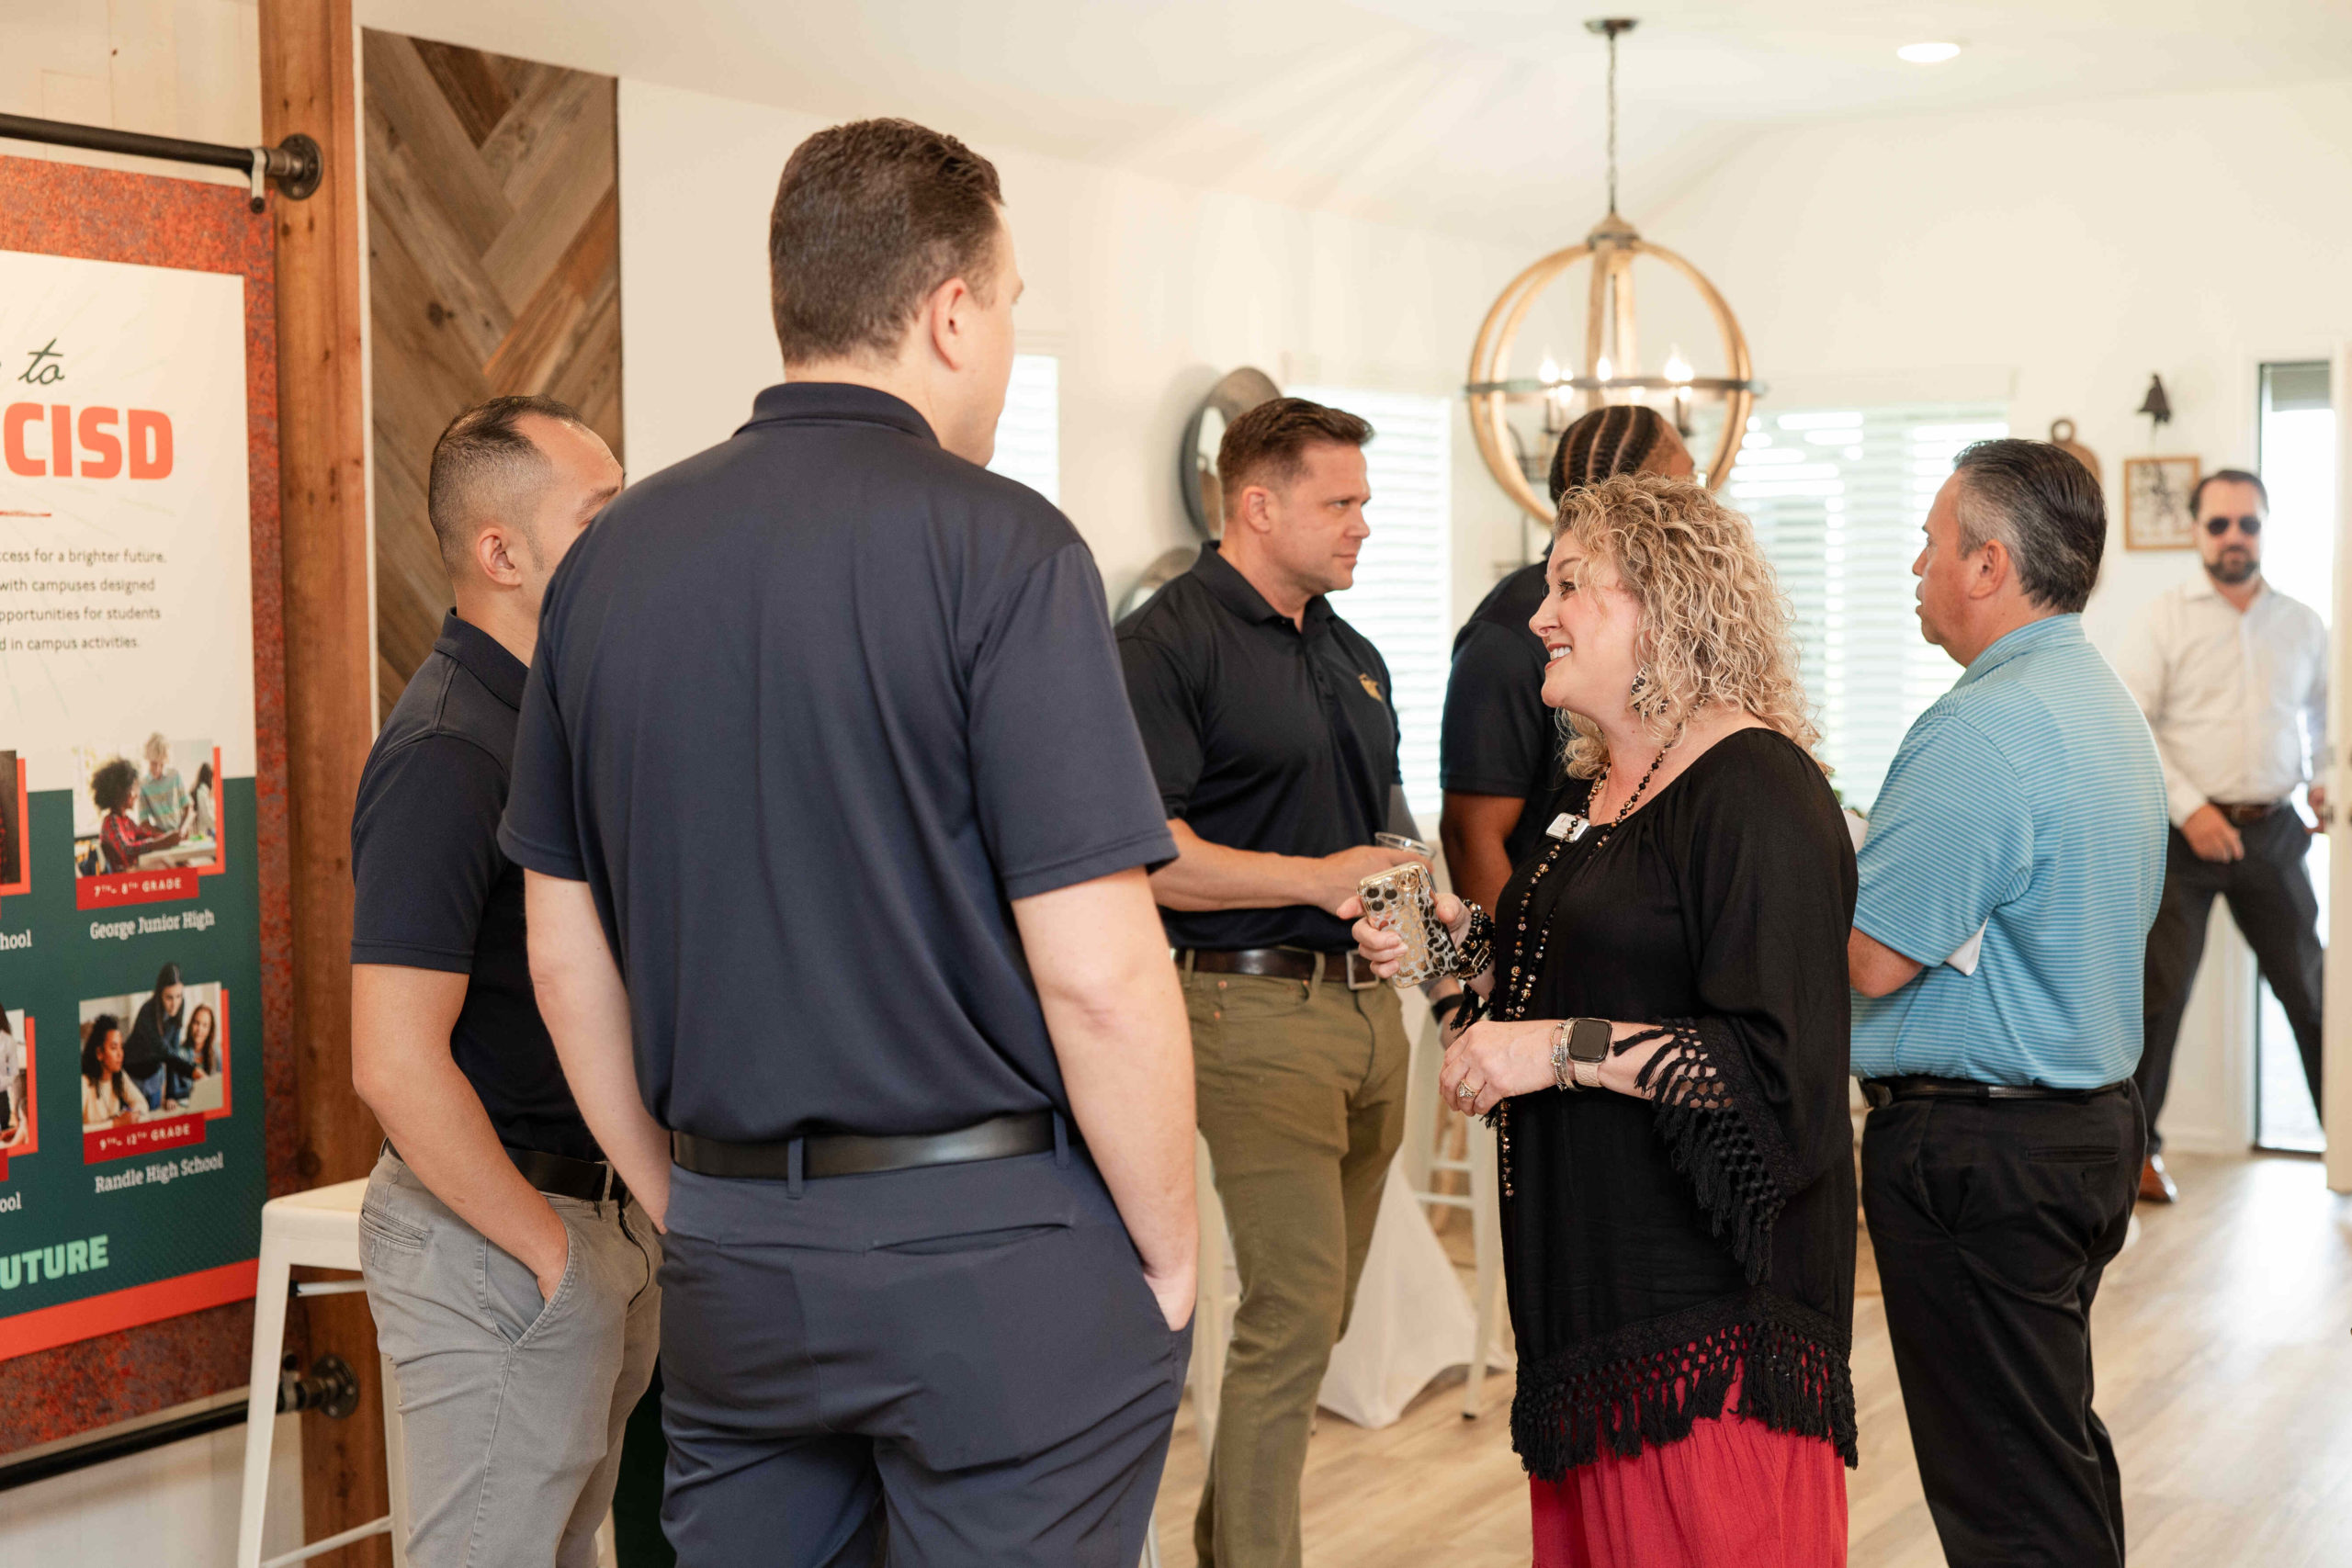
[[1430, 992, 1469, 1027]]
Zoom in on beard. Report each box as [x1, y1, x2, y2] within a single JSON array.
[[2206, 547, 2259, 586]]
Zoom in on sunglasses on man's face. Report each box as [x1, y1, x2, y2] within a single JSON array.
[[2204, 515, 2263, 537]]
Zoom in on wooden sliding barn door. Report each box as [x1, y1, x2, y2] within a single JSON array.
[[362, 30, 623, 715]]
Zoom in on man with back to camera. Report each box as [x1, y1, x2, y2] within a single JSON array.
[[1117, 397, 1423, 1568], [499, 119, 1198, 1566], [2117, 468, 2327, 1202], [1438, 404, 1696, 925], [346, 395, 647, 1568], [1848, 439, 2167, 1568]]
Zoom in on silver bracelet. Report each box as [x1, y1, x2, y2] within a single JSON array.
[[1550, 1020, 1574, 1093]]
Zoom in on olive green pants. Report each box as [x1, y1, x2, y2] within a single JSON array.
[[1183, 956, 1408, 1568]]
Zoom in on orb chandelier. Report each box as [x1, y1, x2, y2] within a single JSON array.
[[1465, 17, 1761, 521]]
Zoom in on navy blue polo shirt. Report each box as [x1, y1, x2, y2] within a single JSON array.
[[497, 383, 1174, 1144], [351, 612, 598, 1162], [1117, 542, 1402, 953], [1439, 555, 1558, 870]]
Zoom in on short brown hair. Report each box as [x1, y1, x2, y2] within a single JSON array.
[[1216, 398, 1374, 513], [769, 118, 1004, 364], [426, 394, 587, 569]]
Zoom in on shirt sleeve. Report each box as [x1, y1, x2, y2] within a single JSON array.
[[971, 541, 1178, 900], [1631, 739, 1859, 1280], [1440, 620, 1552, 798], [1117, 631, 1205, 821], [2112, 600, 2206, 827], [353, 734, 509, 972], [497, 632, 587, 882], [2304, 607, 2331, 795], [1853, 709, 2033, 964]]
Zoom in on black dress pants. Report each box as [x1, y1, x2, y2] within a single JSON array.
[[2137, 807, 2324, 1151], [657, 1148, 1189, 1567], [1861, 1086, 2143, 1568]]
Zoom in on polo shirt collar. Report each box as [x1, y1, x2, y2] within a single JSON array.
[[1960, 612, 2081, 686], [434, 611, 528, 711], [740, 381, 938, 446], [1193, 542, 1336, 631]]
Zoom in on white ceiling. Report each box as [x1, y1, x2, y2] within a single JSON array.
[[364, 0, 2352, 245]]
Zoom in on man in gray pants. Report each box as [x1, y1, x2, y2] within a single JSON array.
[[350, 394, 650, 1567]]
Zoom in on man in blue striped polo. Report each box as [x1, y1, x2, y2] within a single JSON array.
[[1848, 438, 2166, 1568]]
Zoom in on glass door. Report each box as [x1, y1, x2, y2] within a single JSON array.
[[2254, 361, 2334, 1153]]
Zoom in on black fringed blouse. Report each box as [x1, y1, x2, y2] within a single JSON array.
[[1493, 727, 1859, 1480]]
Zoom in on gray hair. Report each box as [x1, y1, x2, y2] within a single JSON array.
[[1951, 438, 2106, 614]]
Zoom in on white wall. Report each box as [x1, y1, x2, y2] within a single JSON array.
[[1643, 74, 2352, 1151], [616, 78, 1532, 626], [0, 0, 261, 185], [0, 1410, 305, 1568]]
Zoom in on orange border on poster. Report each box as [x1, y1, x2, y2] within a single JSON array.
[[0, 1258, 256, 1361]]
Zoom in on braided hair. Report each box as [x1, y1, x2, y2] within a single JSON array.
[[1547, 403, 1670, 503]]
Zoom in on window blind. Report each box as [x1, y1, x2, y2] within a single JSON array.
[[987, 353, 1060, 503], [1295, 387, 1453, 823], [1727, 402, 2009, 809]]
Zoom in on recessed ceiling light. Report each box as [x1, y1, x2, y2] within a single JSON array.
[[1897, 40, 1962, 63]]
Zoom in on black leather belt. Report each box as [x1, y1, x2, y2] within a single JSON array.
[[672, 1110, 1069, 1182], [384, 1139, 628, 1207], [1182, 947, 1379, 990], [2213, 800, 2285, 826], [1861, 1075, 2132, 1109]]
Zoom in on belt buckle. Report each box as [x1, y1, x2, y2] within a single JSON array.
[[1343, 952, 1380, 991]]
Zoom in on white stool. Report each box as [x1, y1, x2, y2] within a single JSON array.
[[234, 1178, 405, 1568], [1401, 1010, 1509, 1416]]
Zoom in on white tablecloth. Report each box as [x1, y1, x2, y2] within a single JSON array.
[[1315, 1156, 1510, 1428]]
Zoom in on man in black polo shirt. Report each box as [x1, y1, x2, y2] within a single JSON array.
[[499, 120, 1196, 1567], [349, 395, 651, 1568], [1119, 397, 1421, 1568], [1438, 404, 1693, 913]]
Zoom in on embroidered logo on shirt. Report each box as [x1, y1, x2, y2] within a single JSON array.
[[1358, 673, 1384, 702]]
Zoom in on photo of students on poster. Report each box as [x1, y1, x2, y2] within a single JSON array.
[[1, 1007, 28, 1152], [72, 737, 220, 881], [79, 973, 225, 1122], [0, 748, 22, 889]]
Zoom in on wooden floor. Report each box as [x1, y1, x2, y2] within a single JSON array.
[[1151, 1151, 2352, 1566]]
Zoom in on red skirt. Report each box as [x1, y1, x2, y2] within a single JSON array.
[[1528, 1366, 1848, 1568]]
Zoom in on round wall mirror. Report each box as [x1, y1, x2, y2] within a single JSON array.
[[1180, 367, 1282, 539]]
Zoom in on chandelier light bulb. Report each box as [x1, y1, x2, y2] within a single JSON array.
[[1595, 354, 1614, 383], [1539, 354, 1562, 386], [1663, 346, 1693, 384], [1896, 40, 1962, 63]]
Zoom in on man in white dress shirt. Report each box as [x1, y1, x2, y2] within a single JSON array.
[[2118, 468, 2327, 1202]]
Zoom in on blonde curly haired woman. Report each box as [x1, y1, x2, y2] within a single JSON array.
[[1349, 473, 1859, 1565]]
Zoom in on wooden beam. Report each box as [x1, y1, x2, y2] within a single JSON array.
[[259, 0, 390, 1558]]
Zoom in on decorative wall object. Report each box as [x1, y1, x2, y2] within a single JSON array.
[[364, 31, 622, 716], [2049, 418, 2101, 493], [1464, 19, 1760, 520], [2124, 455, 2202, 549], [2136, 373, 2173, 430], [1179, 367, 1281, 539]]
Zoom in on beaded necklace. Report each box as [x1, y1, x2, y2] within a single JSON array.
[[1488, 723, 1685, 1194]]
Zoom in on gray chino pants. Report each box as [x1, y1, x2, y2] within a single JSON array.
[[359, 1149, 662, 1568]]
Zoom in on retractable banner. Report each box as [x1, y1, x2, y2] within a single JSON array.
[[0, 214, 276, 1360]]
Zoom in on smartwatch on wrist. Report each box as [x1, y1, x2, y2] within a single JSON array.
[[1550, 1017, 1612, 1091]]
